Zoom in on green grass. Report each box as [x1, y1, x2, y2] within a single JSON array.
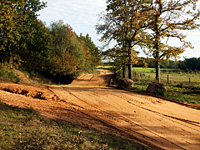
[[0, 101, 150, 150], [132, 67, 175, 73], [130, 67, 200, 104], [0, 65, 52, 85], [0, 65, 20, 83], [132, 67, 155, 73], [96, 65, 115, 70]]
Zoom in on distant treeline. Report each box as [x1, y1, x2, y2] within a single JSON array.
[[133, 57, 200, 71], [0, 1, 100, 83]]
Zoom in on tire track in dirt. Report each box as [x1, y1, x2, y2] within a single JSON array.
[[61, 88, 188, 150], [111, 93, 200, 131]]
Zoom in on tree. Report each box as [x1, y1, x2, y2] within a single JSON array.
[[49, 20, 85, 76], [78, 33, 100, 71], [21, 20, 52, 72], [147, 0, 200, 83], [0, 0, 46, 66], [97, 0, 150, 79], [178, 57, 200, 71]]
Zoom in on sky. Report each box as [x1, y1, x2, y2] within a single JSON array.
[[38, 0, 200, 60]]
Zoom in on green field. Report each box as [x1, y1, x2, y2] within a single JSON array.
[[132, 67, 200, 84], [131, 67, 200, 104], [96, 65, 114, 69]]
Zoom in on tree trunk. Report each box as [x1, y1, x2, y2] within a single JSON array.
[[128, 63, 132, 79], [154, 1, 162, 83], [122, 66, 125, 78], [155, 51, 160, 83], [128, 41, 133, 80]]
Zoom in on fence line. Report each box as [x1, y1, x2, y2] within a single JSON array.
[[132, 72, 200, 85]]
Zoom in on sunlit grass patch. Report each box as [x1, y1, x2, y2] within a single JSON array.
[[96, 65, 114, 69], [0, 101, 150, 150], [129, 67, 200, 104]]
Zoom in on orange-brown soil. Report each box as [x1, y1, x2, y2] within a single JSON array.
[[0, 69, 200, 150]]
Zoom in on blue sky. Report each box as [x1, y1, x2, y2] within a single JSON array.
[[38, 0, 200, 59]]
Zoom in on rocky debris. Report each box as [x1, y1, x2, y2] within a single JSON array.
[[146, 82, 167, 95], [117, 78, 134, 89]]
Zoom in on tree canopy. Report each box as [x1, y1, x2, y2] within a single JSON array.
[[0, 0, 46, 65], [147, 0, 200, 83], [97, 0, 151, 79], [97, 0, 200, 83], [0, 1, 100, 83]]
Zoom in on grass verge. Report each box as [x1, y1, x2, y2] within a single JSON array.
[[129, 80, 200, 104], [0, 101, 150, 150], [115, 67, 200, 104], [131, 83, 200, 104], [96, 65, 115, 70], [0, 65, 20, 83]]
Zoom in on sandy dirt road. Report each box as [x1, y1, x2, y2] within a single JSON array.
[[0, 69, 200, 150]]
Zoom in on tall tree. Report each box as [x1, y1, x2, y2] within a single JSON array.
[[97, 0, 150, 79], [0, 0, 46, 66], [78, 33, 100, 71], [22, 20, 52, 72], [50, 20, 85, 76], [147, 0, 200, 83]]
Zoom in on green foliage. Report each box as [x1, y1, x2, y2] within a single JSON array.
[[0, 102, 150, 150], [146, 0, 200, 83], [0, 65, 19, 83], [78, 33, 101, 71], [0, 0, 101, 84], [178, 57, 200, 71], [48, 21, 85, 78], [97, 0, 200, 83], [0, 0, 46, 65], [21, 20, 52, 72], [96, 0, 151, 79]]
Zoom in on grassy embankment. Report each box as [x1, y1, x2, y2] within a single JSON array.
[[0, 101, 149, 150], [0, 65, 51, 85]]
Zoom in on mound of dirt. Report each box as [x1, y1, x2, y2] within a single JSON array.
[[0, 83, 57, 100]]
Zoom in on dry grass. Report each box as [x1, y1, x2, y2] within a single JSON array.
[[0, 101, 150, 150]]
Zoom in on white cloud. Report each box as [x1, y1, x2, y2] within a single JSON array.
[[38, 0, 106, 47], [38, 0, 200, 58], [39, 0, 105, 27], [180, 30, 200, 59]]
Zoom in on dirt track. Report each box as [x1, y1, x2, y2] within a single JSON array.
[[0, 69, 200, 150]]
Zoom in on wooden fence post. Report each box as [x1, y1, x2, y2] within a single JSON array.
[[167, 75, 169, 84], [138, 73, 140, 83]]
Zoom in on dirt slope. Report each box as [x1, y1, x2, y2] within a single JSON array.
[[0, 69, 200, 150]]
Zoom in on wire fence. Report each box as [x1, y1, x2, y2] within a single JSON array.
[[132, 70, 200, 87]]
